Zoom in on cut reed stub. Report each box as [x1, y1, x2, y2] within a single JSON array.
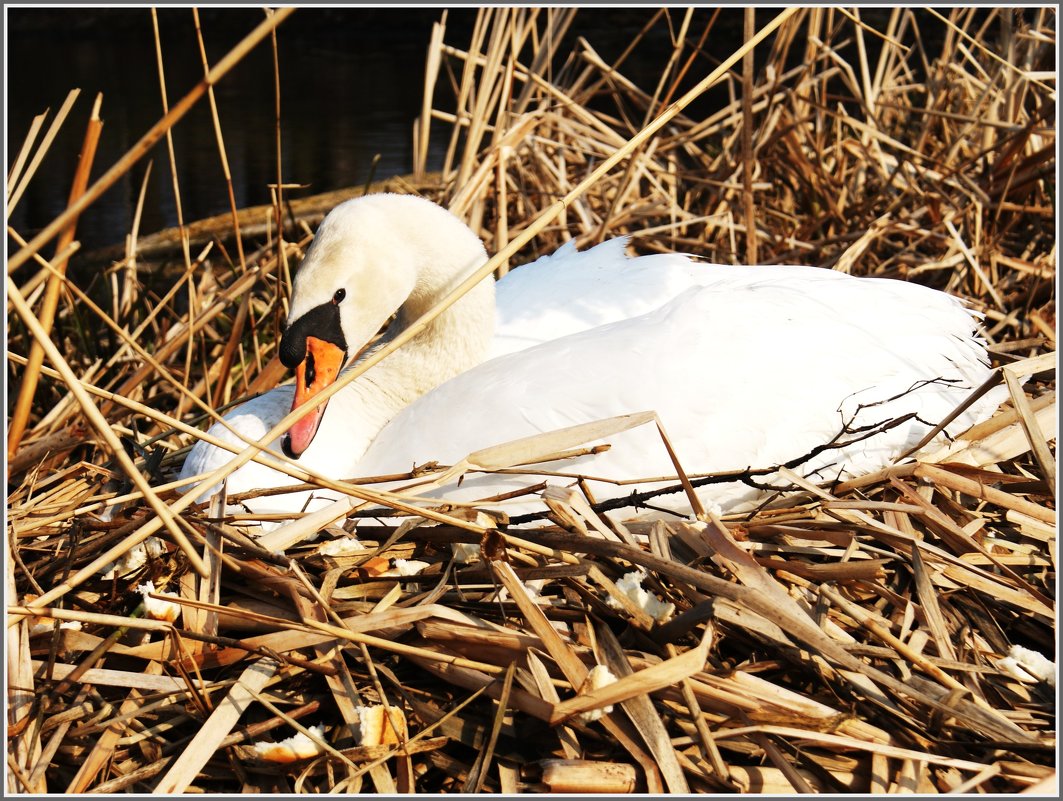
[[531, 759, 638, 793], [480, 528, 509, 562]]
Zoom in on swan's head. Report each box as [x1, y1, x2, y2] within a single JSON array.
[[278, 193, 488, 458]]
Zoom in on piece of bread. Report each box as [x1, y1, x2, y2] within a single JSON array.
[[356, 704, 407, 746]]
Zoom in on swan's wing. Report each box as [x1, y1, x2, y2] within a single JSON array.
[[359, 272, 1001, 516], [492, 238, 726, 357]]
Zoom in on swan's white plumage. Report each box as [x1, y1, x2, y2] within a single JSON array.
[[179, 224, 718, 514], [179, 194, 1003, 524], [490, 237, 709, 358], [356, 265, 1001, 517]]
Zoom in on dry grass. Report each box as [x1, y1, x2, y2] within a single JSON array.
[[6, 7, 1056, 794]]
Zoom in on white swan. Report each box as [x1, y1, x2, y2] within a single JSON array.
[[180, 193, 1004, 523]]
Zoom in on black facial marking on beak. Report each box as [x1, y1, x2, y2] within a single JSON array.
[[280, 299, 348, 369]]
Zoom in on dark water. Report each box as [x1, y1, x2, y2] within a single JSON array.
[[5, 7, 678, 254], [7, 8, 458, 252], [6, 7, 974, 259]]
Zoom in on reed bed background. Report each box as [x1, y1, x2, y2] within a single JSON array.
[[6, 7, 1057, 794]]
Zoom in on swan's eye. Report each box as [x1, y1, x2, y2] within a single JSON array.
[[332, 288, 346, 304]]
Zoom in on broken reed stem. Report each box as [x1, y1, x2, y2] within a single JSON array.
[[6, 88, 81, 217], [1002, 367, 1057, 500], [150, 8, 192, 275], [150, 8, 199, 395], [7, 112, 46, 201], [8, 94, 103, 459], [742, 7, 758, 265], [415, 13, 448, 178], [270, 10, 290, 299], [112, 156, 153, 319], [192, 7, 246, 272], [190, 8, 251, 407]]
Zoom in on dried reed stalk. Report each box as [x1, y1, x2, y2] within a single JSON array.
[[8, 95, 104, 458], [6, 7, 1055, 795]]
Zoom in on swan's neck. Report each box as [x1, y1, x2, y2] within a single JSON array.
[[344, 261, 496, 428]]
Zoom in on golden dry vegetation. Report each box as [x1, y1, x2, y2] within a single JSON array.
[[6, 7, 1056, 794]]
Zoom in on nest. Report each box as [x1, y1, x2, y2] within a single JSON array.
[[6, 7, 1056, 794]]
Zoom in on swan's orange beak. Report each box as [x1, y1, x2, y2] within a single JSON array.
[[283, 335, 346, 458]]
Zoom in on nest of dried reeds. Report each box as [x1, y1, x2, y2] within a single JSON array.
[[6, 7, 1056, 795]]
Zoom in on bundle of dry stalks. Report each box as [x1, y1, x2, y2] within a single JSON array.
[[6, 7, 1056, 794]]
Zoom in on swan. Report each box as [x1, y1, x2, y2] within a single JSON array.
[[180, 193, 1004, 524]]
